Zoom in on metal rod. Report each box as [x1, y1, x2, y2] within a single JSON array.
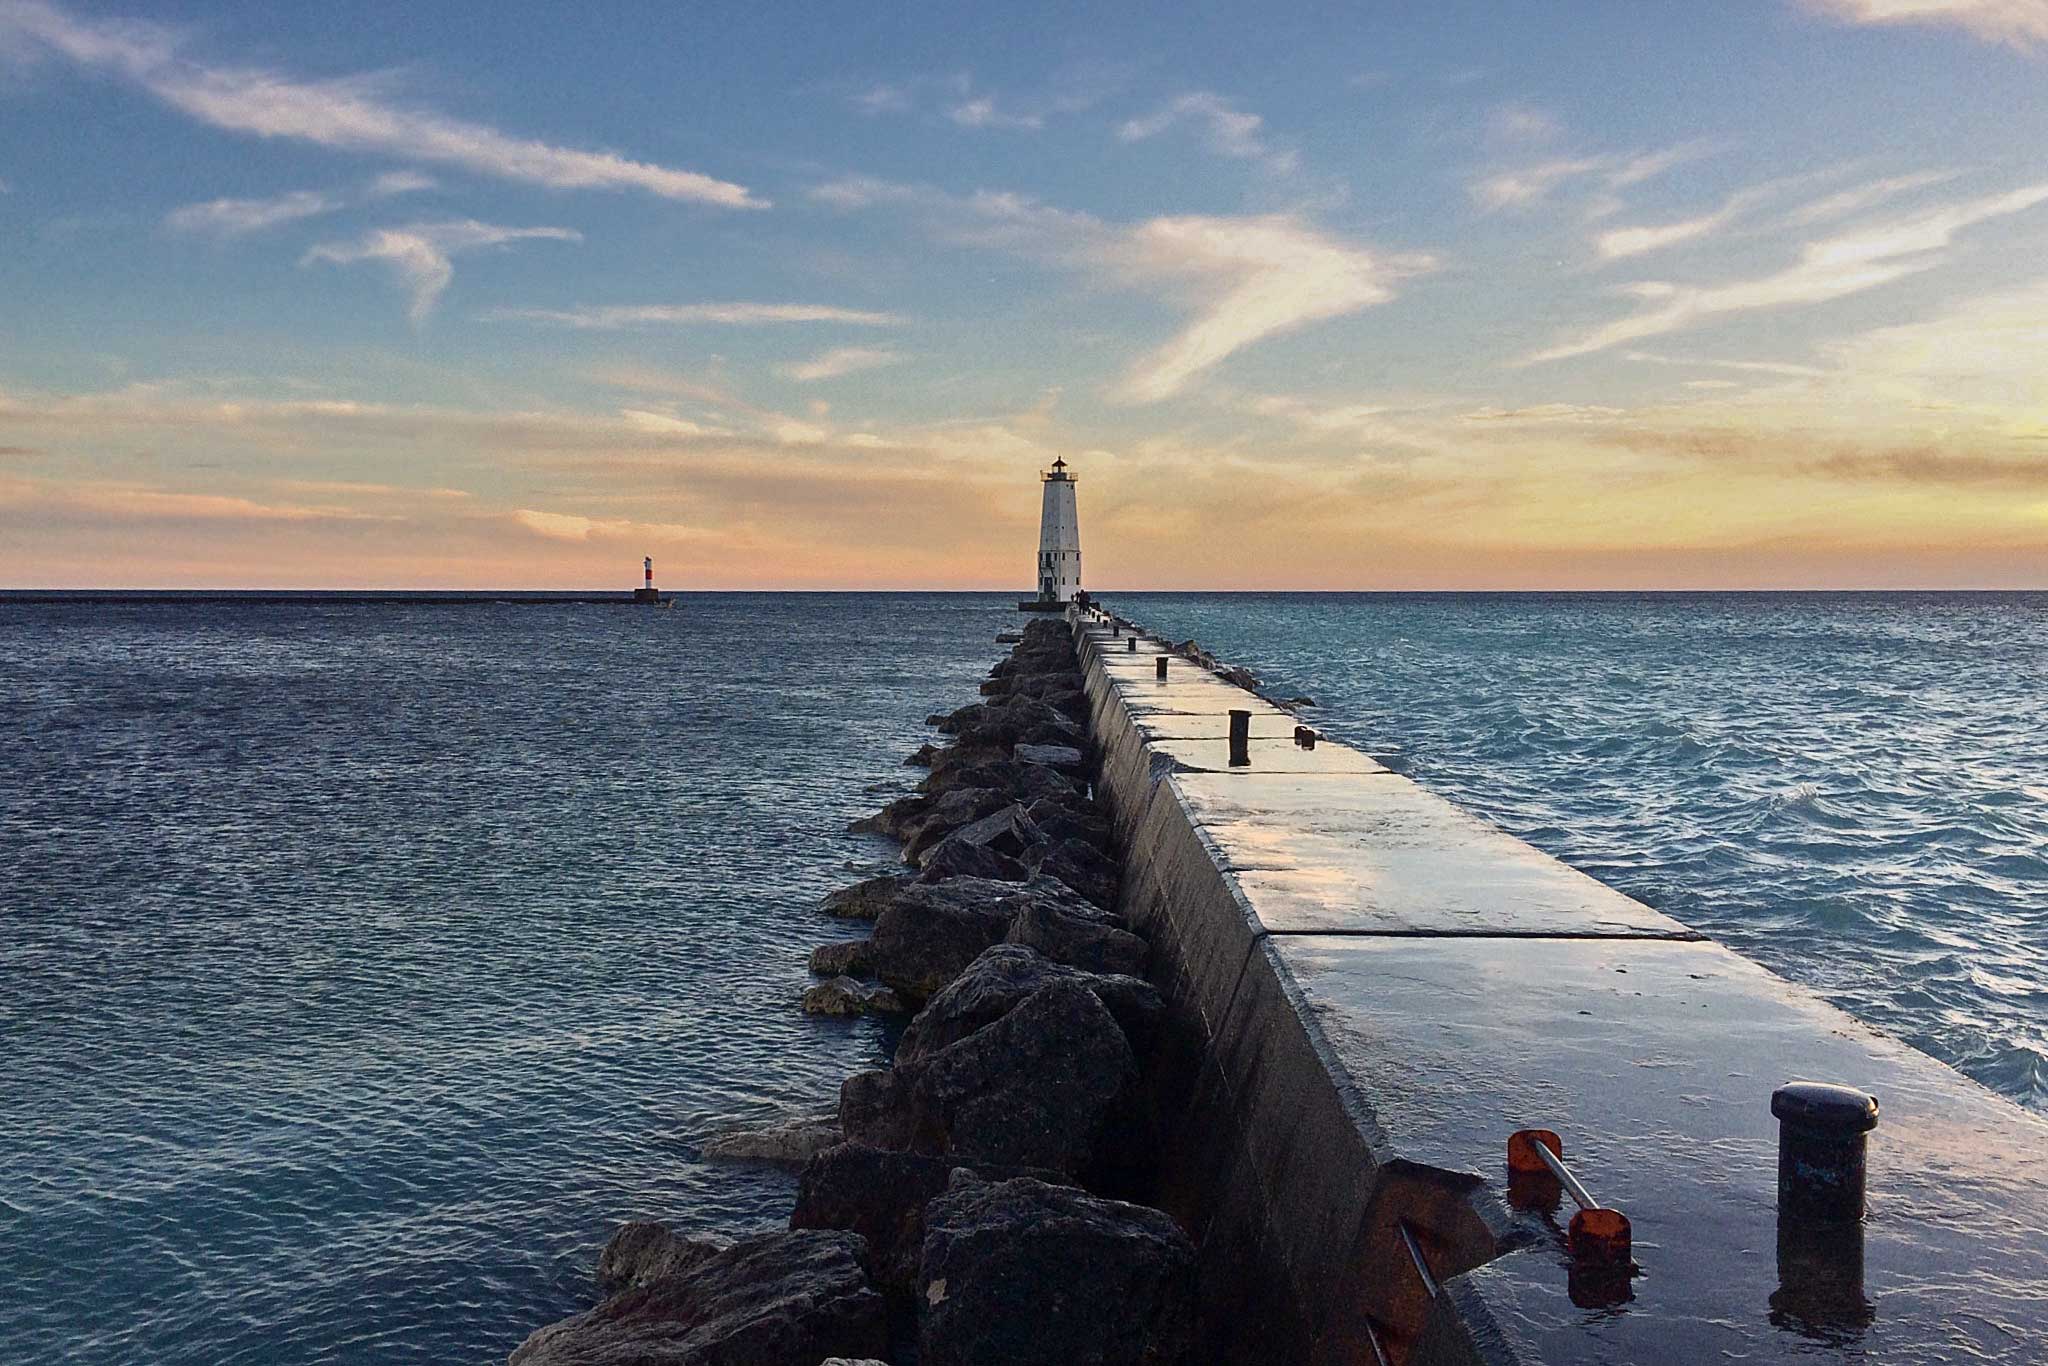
[[1532, 1140, 1602, 1212], [1362, 1317, 1393, 1366], [1396, 1220, 1440, 1301]]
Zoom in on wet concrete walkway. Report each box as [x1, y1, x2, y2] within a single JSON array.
[[1076, 612, 2048, 1365]]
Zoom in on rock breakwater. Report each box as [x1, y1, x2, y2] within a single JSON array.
[[509, 617, 1198, 1366]]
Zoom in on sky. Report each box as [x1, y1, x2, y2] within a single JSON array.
[[3, 0, 2048, 589]]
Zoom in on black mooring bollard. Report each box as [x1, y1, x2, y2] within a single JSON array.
[[1156, 656, 1168, 680], [1112, 621, 1120, 636], [1228, 709, 1251, 766], [1127, 635, 1136, 652], [1294, 725, 1317, 749], [1772, 1082, 1879, 1222]]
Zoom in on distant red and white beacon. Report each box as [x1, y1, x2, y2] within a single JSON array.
[[634, 555, 663, 604]]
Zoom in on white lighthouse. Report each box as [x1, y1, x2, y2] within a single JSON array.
[[1033, 456, 1082, 606]]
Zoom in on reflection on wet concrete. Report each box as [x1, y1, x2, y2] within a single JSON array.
[[1772, 1217, 1874, 1346]]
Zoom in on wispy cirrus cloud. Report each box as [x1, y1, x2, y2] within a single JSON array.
[[1593, 179, 1799, 259], [778, 346, 902, 382], [1799, 0, 2048, 48], [303, 220, 580, 322], [1108, 215, 1431, 401], [845, 66, 1124, 131], [0, 0, 765, 207], [164, 169, 435, 238], [367, 170, 436, 197], [947, 96, 1043, 131], [1525, 182, 2048, 362], [1473, 142, 1711, 212], [1118, 92, 1298, 174], [166, 188, 340, 238], [1781, 169, 1960, 227], [808, 176, 1428, 401], [1624, 350, 1826, 377], [487, 302, 904, 329]]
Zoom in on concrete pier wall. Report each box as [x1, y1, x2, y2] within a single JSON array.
[[1073, 609, 2048, 1366]]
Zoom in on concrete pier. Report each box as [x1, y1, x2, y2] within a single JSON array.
[[1072, 611, 2048, 1365]]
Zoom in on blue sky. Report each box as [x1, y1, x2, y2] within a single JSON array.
[[3, 0, 2047, 587]]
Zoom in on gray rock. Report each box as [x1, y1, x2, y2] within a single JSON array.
[[899, 787, 1012, 863], [864, 879, 1020, 1002], [808, 941, 872, 977], [1023, 836, 1120, 910], [915, 804, 1043, 867], [848, 795, 930, 839], [820, 875, 910, 920], [864, 876, 1121, 1004], [701, 1114, 843, 1166], [906, 981, 1138, 1175], [838, 1068, 917, 1151], [1013, 742, 1087, 775], [914, 837, 1027, 886], [918, 1175, 1195, 1366], [510, 1228, 887, 1366], [918, 757, 1079, 806], [1023, 797, 1112, 852], [803, 976, 904, 1018], [596, 1222, 727, 1295], [793, 1144, 1069, 1301], [896, 945, 1162, 1066], [1006, 902, 1147, 977], [792, 1144, 957, 1299]]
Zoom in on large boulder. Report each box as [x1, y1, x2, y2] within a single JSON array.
[[596, 1223, 727, 1295], [864, 878, 1023, 1002], [910, 981, 1137, 1173], [818, 875, 910, 921], [1013, 742, 1088, 777], [1023, 836, 1120, 910], [896, 945, 1162, 1065], [510, 1228, 887, 1366], [919, 756, 1079, 805], [808, 940, 872, 977], [914, 804, 1043, 868], [900, 787, 1012, 863], [802, 977, 904, 1018], [917, 838, 1027, 885], [1007, 901, 1147, 977], [700, 1113, 843, 1167], [856, 980, 1138, 1176], [862, 877, 1113, 1002], [837, 1068, 918, 1151], [793, 1145, 1072, 1300], [1025, 797, 1112, 852], [917, 1175, 1196, 1366], [791, 1144, 956, 1299], [848, 794, 929, 840]]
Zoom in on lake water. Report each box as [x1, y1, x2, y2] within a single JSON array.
[[2, 591, 2041, 1364]]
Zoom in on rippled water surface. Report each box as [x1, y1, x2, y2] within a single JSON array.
[[4, 591, 2043, 1365], [1115, 591, 2048, 1111], [0, 594, 1013, 1366]]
